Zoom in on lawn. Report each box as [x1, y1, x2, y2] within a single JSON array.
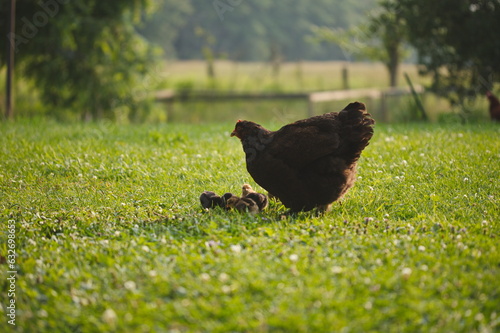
[[1, 119, 499, 332]]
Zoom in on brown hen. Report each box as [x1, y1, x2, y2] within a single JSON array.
[[231, 102, 374, 213]]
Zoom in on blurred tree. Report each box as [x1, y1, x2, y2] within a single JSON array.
[[312, 0, 409, 87], [170, 0, 378, 61], [195, 27, 217, 80], [395, 0, 500, 109], [137, 0, 192, 58], [0, 0, 161, 121]]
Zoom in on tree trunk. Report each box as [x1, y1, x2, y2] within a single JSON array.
[[387, 45, 399, 87]]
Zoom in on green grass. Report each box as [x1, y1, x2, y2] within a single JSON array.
[[1, 120, 499, 332]]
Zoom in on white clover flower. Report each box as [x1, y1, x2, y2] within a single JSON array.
[[102, 308, 117, 325], [200, 273, 211, 281], [124, 281, 136, 291], [331, 266, 343, 274], [230, 244, 242, 253], [289, 254, 299, 262], [219, 273, 230, 282], [401, 267, 412, 279]]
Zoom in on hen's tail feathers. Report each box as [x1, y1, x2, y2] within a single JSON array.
[[338, 102, 375, 163]]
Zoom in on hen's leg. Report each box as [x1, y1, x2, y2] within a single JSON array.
[[316, 203, 332, 214]]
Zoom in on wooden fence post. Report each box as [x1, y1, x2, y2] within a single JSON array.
[[342, 65, 349, 90], [379, 93, 388, 122], [307, 97, 315, 117]]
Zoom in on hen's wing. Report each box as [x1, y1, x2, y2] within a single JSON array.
[[268, 113, 341, 170], [268, 102, 371, 169]]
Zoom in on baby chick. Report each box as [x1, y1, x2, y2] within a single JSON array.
[[200, 191, 234, 209], [241, 184, 255, 197], [241, 184, 268, 211], [226, 196, 259, 215]]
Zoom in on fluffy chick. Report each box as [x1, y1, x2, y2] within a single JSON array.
[[241, 184, 269, 211], [226, 196, 259, 215], [200, 191, 233, 209]]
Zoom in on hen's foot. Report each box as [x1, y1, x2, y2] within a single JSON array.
[[316, 204, 332, 214]]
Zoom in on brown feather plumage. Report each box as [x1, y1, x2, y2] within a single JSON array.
[[231, 102, 374, 212]]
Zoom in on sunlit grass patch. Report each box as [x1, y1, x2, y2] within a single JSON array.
[[0, 120, 498, 332]]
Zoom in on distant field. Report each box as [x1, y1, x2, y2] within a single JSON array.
[[0, 61, 491, 122], [1, 120, 499, 332], [162, 60, 430, 92], [156, 61, 492, 124]]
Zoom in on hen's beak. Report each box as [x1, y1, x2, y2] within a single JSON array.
[[230, 131, 237, 137]]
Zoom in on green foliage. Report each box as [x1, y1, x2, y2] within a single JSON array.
[[395, 0, 500, 105], [0, 0, 161, 120], [136, 0, 193, 58], [146, 0, 378, 62], [0, 121, 499, 332], [312, 0, 410, 87]]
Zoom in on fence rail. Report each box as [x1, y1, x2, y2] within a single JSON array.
[[155, 85, 425, 121]]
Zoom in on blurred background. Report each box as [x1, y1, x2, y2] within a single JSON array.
[[1, 0, 499, 123]]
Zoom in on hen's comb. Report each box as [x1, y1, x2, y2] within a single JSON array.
[[237, 119, 242, 123]]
